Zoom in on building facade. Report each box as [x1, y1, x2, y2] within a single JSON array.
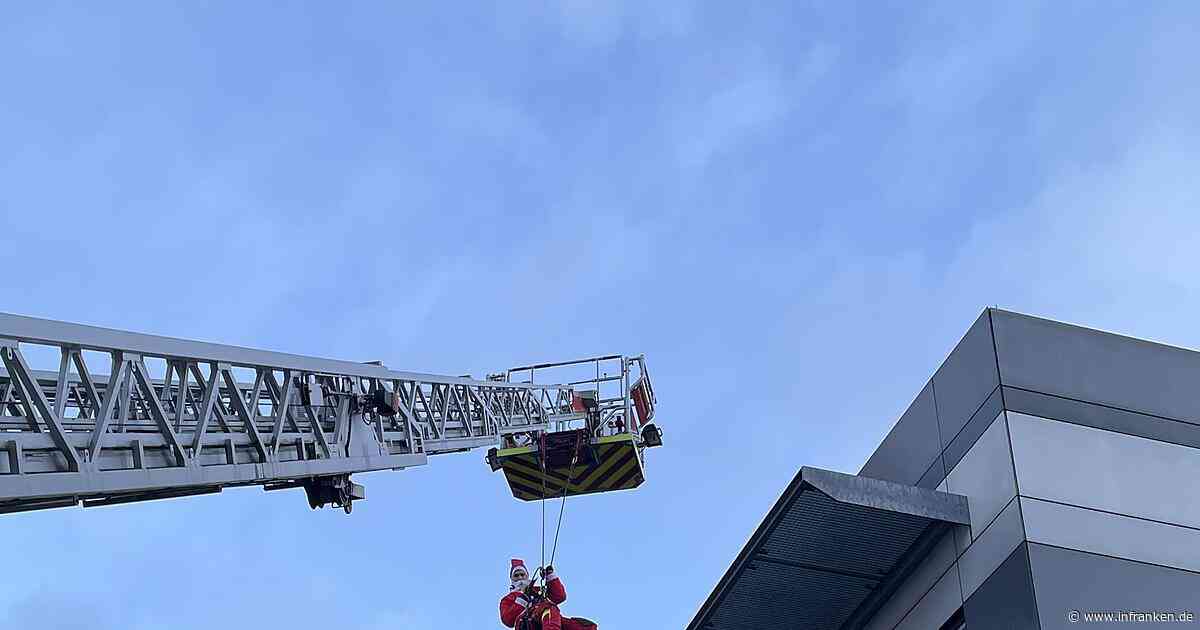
[[689, 309, 1200, 630]]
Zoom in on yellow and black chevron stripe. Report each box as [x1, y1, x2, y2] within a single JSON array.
[[497, 434, 645, 501]]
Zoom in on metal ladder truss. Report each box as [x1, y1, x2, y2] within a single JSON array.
[[0, 313, 579, 514]]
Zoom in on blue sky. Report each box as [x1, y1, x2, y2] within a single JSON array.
[[2, 2, 1200, 628]]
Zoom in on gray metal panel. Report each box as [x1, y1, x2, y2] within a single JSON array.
[[958, 496, 1024, 600], [1028, 543, 1200, 630], [991, 309, 1200, 426], [944, 411, 1015, 539], [864, 533, 958, 630], [938, 478, 972, 557], [1021, 497, 1200, 574], [894, 565, 962, 630], [687, 467, 969, 630], [861, 381, 943, 487], [933, 311, 1000, 454], [963, 543, 1040, 630], [942, 385, 1003, 472], [916, 454, 946, 490], [1002, 386, 1200, 450]]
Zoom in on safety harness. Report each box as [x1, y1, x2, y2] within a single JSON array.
[[515, 586, 548, 630]]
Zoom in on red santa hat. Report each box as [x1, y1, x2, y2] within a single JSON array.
[[509, 558, 529, 579]]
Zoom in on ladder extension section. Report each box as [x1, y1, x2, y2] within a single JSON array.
[[0, 313, 576, 513]]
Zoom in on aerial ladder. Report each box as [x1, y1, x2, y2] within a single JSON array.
[[0, 313, 661, 514]]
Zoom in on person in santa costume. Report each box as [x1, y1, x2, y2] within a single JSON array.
[[499, 558, 597, 630]]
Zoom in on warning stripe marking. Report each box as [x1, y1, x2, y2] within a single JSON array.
[[498, 440, 644, 500]]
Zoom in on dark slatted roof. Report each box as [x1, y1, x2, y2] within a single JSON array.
[[688, 467, 970, 630]]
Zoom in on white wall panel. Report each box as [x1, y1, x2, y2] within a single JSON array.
[[1022, 497, 1200, 574], [946, 411, 1016, 539], [1008, 412, 1200, 528]]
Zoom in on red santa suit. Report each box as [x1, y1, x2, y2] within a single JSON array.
[[499, 559, 596, 630]]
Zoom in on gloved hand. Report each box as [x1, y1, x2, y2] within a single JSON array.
[[543, 565, 555, 575]]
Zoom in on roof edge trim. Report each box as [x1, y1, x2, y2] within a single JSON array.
[[686, 466, 970, 630], [801, 466, 970, 525]]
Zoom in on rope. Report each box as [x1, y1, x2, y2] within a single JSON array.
[[549, 432, 583, 567], [534, 432, 583, 584], [549, 448, 580, 567], [539, 433, 547, 584]]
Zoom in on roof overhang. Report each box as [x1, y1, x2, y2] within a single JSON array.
[[688, 466, 970, 630]]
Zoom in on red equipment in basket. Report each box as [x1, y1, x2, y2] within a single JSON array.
[[631, 377, 654, 431]]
